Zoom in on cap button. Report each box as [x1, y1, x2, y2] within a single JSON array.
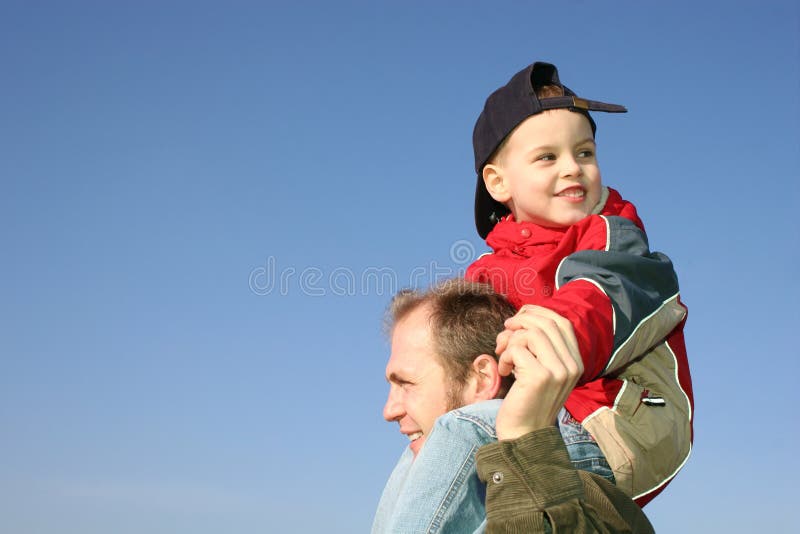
[[520, 228, 531, 238]]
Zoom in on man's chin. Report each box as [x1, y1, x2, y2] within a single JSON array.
[[409, 435, 427, 458]]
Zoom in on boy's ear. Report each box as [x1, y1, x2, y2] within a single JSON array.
[[471, 354, 502, 401], [482, 164, 511, 203]]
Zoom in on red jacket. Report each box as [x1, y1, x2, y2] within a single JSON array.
[[466, 187, 694, 506]]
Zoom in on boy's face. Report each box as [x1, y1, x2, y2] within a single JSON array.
[[484, 109, 602, 228]]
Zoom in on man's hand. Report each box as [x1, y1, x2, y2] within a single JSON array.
[[494, 306, 582, 441], [496, 305, 584, 378]]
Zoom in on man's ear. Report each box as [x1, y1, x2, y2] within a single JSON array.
[[471, 354, 503, 401], [482, 164, 511, 204]]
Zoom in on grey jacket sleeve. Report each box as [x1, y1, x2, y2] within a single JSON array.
[[557, 215, 687, 375]]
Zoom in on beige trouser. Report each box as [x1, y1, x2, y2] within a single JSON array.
[[582, 340, 693, 501]]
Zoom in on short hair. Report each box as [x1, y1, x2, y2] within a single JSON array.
[[385, 278, 516, 399]]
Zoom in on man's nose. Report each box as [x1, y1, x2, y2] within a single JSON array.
[[383, 387, 404, 422]]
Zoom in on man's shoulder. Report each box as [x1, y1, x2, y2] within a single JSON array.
[[450, 398, 503, 418], [433, 399, 502, 440]]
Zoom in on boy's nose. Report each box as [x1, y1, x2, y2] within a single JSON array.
[[559, 155, 582, 179]]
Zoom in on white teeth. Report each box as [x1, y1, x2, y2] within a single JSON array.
[[559, 189, 584, 198], [408, 432, 423, 441]]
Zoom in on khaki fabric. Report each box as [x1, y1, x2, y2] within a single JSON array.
[[476, 427, 654, 533], [583, 341, 693, 499], [603, 296, 687, 375]]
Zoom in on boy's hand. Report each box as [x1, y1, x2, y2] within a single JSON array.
[[494, 317, 582, 440], [495, 305, 584, 379]]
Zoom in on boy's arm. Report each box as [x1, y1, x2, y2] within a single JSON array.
[[539, 215, 685, 381]]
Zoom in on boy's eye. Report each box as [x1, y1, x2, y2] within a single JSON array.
[[577, 149, 594, 158], [536, 153, 556, 162]]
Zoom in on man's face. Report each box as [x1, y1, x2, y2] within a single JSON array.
[[492, 109, 603, 228], [383, 305, 464, 457]]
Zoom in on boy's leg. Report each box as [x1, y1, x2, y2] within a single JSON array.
[[557, 407, 616, 483], [580, 342, 693, 504]]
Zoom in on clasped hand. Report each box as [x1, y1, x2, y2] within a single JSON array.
[[494, 305, 584, 441]]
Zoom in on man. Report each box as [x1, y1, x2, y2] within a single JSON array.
[[373, 279, 653, 533]]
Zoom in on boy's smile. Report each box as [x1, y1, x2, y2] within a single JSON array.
[[483, 109, 602, 228]]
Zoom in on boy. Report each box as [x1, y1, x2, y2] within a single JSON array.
[[373, 61, 692, 533], [466, 61, 693, 506]]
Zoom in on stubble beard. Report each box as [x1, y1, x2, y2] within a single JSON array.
[[445, 379, 468, 413]]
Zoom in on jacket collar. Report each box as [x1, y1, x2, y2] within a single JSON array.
[[485, 187, 632, 254]]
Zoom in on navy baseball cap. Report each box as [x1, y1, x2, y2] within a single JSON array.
[[472, 61, 627, 239]]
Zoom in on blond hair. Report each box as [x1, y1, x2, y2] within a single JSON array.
[[386, 279, 516, 400]]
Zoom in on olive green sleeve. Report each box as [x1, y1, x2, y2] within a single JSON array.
[[476, 427, 655, 534]]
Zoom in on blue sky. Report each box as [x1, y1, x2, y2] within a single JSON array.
[[1, 1, 798, 532]]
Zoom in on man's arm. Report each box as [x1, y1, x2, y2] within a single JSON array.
[[481, 318, 654, 533], [476, 428, 654, 533]]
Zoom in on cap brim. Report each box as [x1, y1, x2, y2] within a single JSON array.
[[539, 95, 627, 113]]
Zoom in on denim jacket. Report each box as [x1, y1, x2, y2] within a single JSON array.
[[372, 400, 612, 534], [372, 400, 501, 534]]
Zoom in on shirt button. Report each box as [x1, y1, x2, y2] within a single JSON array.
[[492, 472, 504, 484], [520, 228, 531, 238]]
